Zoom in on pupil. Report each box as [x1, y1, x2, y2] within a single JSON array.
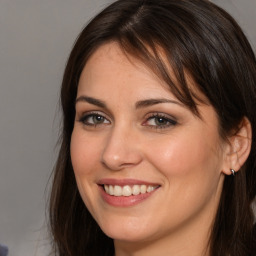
[[94, 115, 103, 123], [156, 117, 166, 125]]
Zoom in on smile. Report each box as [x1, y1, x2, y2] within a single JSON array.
[[103, 184, 159, 197]]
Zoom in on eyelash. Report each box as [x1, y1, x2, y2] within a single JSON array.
[[143, 113, 177, 129], [78, 112, 110, 127], [78, 112, 177, 129]]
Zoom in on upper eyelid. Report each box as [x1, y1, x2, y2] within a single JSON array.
[[76, 108, 114, 122], [78, 112, 111, 126], [78, 110, 109, 119], [75, 100, 114, 120], [77, 109, 178, 126], [75, 97, 185, 121], [144, 112, 177, 121], [143, 112, 178, 127]]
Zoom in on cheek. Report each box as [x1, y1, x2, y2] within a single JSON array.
[[144, 133, 223, 226], [70, 129, 101, 176], [145, 128, 222, 182], [70, 129, 103, 214]]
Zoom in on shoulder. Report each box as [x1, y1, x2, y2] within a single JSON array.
[[0, 244, 8, 256]]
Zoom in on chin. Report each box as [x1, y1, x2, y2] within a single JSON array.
[[98, 217, 152, 242]]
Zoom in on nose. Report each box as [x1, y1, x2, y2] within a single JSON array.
[[101, 126, 143, 171]]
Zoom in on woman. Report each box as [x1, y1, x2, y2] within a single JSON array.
[[49, 0, 256, 255]]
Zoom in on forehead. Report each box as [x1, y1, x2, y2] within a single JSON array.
[[78, 42, 176, 99], [78, 42, 209, 110]]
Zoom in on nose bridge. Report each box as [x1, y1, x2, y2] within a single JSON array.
[[101, 123, 142, 170]]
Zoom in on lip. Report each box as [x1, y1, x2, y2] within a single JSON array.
[[98, 178, 160, 186], [98, 179, 160, 207]]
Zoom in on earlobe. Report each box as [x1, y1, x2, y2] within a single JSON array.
[[222, 117, 252, 175]]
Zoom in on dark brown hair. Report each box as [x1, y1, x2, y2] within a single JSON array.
[[49, 0, 256, 255]]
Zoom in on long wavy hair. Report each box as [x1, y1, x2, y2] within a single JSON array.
[[49, 0, 256, 255]]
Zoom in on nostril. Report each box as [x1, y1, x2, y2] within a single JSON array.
[[100, 130, 143, 171]]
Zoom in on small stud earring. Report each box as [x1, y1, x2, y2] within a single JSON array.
[[230, 169, 236, 176]]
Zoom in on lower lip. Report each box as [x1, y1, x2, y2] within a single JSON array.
[[99, 186, 159, 207]]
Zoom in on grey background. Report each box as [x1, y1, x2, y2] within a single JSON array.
[[0, 1, 255, 256]]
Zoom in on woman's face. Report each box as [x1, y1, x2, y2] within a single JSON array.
[[71, 42, 228, 244]]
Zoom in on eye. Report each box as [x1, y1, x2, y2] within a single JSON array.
[[143, 114, 177, 129], [79, 112, 110, 126]]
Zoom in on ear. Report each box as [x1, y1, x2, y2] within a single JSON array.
[[222, 117, 252, 175]]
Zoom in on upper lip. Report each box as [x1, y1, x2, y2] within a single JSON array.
[[98, 178, 160, 186]]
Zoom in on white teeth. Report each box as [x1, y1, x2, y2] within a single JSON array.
[[104, 185, 109, 194], [123, 185, 132, 196], [114, 185, 122, 196], [109, 185, 114, 195], [103, 184, 158, 196], [147, 186, 154, 193], [132, 185, 140, 195], [140, 185, 147, 194]]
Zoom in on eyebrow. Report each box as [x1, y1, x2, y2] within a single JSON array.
[[75, 96, 182, 109], [75, 96, 106, 108], [135, 98, 182, 108]]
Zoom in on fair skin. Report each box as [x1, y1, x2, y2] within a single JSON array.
[[70, 42, 250, 256]]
